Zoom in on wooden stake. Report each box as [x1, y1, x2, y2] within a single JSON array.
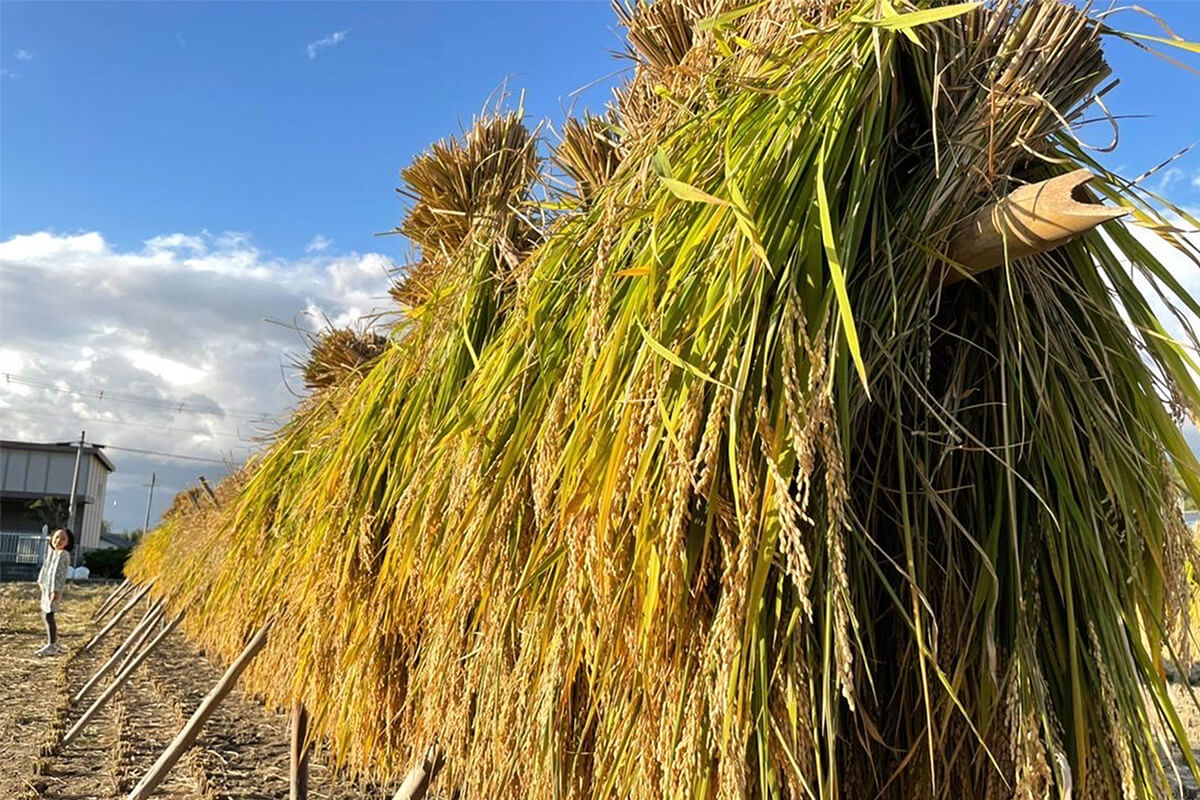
[[73, 601, 164, 704], [124, 622, 272, 800], [393, 745, 443, 800], [198, 475, 220, 508], [84, 581, 154, 653], [942, 169, 1127, 283], [290, 700, 310, 800], [92, 577, 132, 621], [63, 611, 184, 746]]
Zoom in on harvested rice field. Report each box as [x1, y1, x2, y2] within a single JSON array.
[[0, 582, 392, 799], [1, 579, 1196, 798]]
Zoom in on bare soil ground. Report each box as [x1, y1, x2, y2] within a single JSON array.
[[0, 582, 390, 800], [1167, 678, 1200, 799], [2, 581, 1198, 798]]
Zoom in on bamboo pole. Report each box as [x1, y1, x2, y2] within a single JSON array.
[[84, 581, 155, 653], [290, 701, 310, 800], [124, 622, 272, 800], [113, 603, 170, 677], [72, 601, 164, 704], [92, 577, 132, 622], [942, 169, 1127, 283], [393, 745, 443, 800], [63, 611, 184, 746]]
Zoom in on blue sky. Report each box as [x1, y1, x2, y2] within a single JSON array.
[[2, 1, 1197, 258], [2, 2, 626, 259], [1, 1, 1198, 531]]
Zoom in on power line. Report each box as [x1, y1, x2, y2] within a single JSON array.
[[97, 444, 239, 466], [1, 372, 278, 421], [1, 405, 255, 440]]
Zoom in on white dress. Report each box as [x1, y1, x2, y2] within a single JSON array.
[[37, 549, 69, 614]]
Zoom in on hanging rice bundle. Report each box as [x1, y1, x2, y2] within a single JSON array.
[[127, 1, 1200, 797], [124, 468, 247, 613], [297, 325, 389, 394], [389, 110, 541, 311], [132, 109, 549, 769], [555, 113, 624, 206]]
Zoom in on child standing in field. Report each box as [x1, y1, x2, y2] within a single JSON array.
[[35, 527, 73, 657]]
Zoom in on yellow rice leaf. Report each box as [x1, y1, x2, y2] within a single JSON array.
[[816, 149, 870, 394], [696, 0, 769, 32], [636, 319, 732, 389], [641, 545, 661, 646], [1122, 32, 1200, 54], [659, 176, 730, 207], [852, 2, 979, 31], [617, 265, 651, 277], [728, 177, 772, 271]]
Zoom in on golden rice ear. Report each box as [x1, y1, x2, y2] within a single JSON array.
[[301, 326, 389, 393], [555, 114, 623, 204]]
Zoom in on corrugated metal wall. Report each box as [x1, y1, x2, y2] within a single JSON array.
[[80, 456, 107, 550], [1, 449, 80, 496]]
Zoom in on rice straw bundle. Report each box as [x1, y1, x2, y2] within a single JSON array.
[[555, 113, 623, 207], [298, 326, 389, 394], [128, 1, 1200, 797]]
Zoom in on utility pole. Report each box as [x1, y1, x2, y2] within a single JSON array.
[[67, 430, 85, 566], [143, 473, 157, 536]]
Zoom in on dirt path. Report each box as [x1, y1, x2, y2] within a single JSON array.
[[1, 582, 390, 800]]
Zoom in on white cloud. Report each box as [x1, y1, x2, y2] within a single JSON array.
[[14, 49, 32, 61], [1192, 170, 1200, 190], [306, 30, 347, 60], [306, 234, 332, 253], [0, 229, 394, 530], [1, 68, 17, 79], [1155, 167, 1185, 194]]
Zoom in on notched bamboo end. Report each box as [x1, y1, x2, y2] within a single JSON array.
[[939, 169, 1128, 285]]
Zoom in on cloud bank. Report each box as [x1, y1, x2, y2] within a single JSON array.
[[0, 229, 393, 530]]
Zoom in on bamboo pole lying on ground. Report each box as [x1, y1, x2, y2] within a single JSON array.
[[92, 577, 132, 622], [290, 701, 310, 800], [942, 169, 1127, 283], [124, 622, 272, 800], [72, 601, 164, 704], [393, 745, 443, 800], [114, 604, 169, 677], [62, 611, 184, 746], [84, 581, 154, 653]]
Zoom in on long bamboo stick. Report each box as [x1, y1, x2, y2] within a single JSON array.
[[942, 169, 1127, 283], [62, 611, 184, 746], [74, 601, 162, 703], [92, 577, 132, 622], [124, 622, 272, 800], [72, 601, 164, 704], [393, 745, 442, 800], [115, 603, 168, 677], [290, 701, 310, 800], [84, 581, 154, 653]]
